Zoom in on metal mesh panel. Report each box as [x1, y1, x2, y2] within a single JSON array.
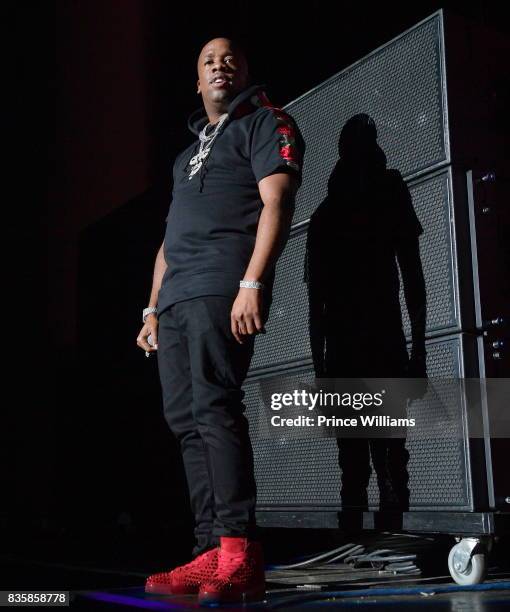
[[245, 369, 341, 506], [285, 15, 446, 225], [251, 170, 458, 372], [251, 230, 309, 371], [245, 13, 472, 514], [370, 335, 469, 508], [400, 171, 458, 336], [246, 335, 470, 509]]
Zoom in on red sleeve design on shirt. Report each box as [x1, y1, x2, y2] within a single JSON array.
[[258, 92, 301, 172]]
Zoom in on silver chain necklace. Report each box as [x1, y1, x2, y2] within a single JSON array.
[[188, 113, 228, 180]]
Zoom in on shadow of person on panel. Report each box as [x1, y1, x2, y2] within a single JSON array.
[[304, 114, 427, 531]]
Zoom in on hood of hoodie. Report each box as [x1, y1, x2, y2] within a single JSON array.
[[187, 84, 267, 135]]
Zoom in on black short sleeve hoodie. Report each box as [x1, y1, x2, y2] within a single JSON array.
[[157, 85, 305, 315]]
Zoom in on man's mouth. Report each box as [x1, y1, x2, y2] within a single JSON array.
[[210, 74, 232, 88]]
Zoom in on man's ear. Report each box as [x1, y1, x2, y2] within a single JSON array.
[[197, 79, 201, 94]]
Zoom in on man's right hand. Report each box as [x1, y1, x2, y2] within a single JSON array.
[[137, 314, 159, 353]]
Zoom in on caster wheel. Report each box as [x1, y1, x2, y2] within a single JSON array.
[[448, 542, 487, 585]]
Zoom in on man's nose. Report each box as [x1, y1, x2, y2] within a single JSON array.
[[212, 59, 227, 72]]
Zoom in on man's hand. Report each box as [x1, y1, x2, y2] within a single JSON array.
[[137, 314, 159, 354], [231, 288, 265, 344]]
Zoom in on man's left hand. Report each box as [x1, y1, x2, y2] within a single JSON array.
[[231, 288, 265, 344]]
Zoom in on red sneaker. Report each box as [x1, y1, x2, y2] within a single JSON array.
[[198, 537, 266, 605], [145, 547, 219, 595]]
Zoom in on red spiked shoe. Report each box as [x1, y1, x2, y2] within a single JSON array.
[[145, 547, 219, 595], [198, 537, 266, 605]]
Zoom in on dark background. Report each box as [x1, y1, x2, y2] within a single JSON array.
[[9, 0, 508, 562]]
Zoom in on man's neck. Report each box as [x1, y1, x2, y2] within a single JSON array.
[[203, 99, 231, 125]]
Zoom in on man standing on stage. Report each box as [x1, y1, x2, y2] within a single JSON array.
[[137, 38, 304, 605]]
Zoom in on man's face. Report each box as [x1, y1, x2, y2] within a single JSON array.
[[197, 38, 249, 107]]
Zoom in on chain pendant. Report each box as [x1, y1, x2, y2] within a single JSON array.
[[188, 160, 203, 179], [188, 148, 211, 179], [188, 113, 228, 180]]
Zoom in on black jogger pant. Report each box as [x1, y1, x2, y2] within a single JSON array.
[[157, 296, 261, 557]]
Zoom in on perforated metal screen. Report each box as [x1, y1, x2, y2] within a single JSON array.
[[245, 335, 471, 510], [247, 12, 478, 514], [251, 169, 459, 372], [285, 14, 447, 226], [400, 170, 458, 335]]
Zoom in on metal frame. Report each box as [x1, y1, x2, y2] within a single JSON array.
[[257, 509, 509, 535]]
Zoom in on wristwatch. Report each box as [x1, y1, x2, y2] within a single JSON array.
[[143, 307, 158, 323]]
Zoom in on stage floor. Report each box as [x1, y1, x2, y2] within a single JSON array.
[[2, 530, 510, 609], [71, 574, 510, 610]]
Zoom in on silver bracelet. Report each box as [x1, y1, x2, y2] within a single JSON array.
[[143, 306, 158, 322], [240, 280, 264, 289]]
